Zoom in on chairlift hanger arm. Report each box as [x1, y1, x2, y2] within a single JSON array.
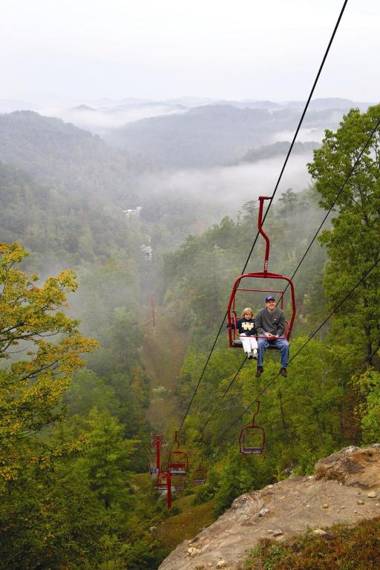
[[258, 196, 272, 273]]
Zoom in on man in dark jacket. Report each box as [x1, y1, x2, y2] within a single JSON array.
[[255, 295, 289, 378]]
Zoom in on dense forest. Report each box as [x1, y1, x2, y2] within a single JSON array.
[[0, 103, 379, 569]]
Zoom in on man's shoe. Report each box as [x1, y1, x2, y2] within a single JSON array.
[[279, 367, 288, 377], [256, 366, 264, 377]]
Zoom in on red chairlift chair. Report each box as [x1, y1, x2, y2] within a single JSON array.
[[192, 465, 207, 486], [227, 196, 296, 348], [168, 432, 189, 476], [156, 471, 169, 493], [156, 471, 173, 509], [239, 401, 266, 455]]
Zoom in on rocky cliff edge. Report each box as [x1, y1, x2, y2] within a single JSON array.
[[159, 445, 380, 570]]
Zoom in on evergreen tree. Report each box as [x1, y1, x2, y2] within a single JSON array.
[[308, 105, 380, 364]]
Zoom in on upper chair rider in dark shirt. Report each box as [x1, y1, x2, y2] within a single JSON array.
[[255, 295, 289, 378], [237, 307, 258, 360]]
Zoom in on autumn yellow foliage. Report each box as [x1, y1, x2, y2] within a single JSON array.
[[0, 242, 97, 486]]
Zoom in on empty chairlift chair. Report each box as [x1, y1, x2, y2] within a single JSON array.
[[168, 432, 189, 476], [192, 465, 207, 486], [156, 471, 173, 509], [239, 401, 266, 455]]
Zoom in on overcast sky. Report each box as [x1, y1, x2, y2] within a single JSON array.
[[1, 0, 379, 104]]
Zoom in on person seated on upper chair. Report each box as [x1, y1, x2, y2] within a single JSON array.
[[255, 295, 289, 378], [237, 307, 258, 360]]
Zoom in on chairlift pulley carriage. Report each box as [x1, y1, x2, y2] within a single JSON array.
[[168, 431, 189, 476]]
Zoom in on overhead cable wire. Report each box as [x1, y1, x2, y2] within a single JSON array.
[[177, 318, 230, 433], [175, 0, 349, 435], [201, 356, 247, 432], [220, 357, 248, 398], [215, 256, 380, 445], [240, 0, 349, 274]]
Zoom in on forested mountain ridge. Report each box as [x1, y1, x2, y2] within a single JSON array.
[[106, 105, 273, 168], [240, 140, 319, 163], [0, 111, 215, 257], [0, 161, 147, 273], [37, 96, 370, 137], [0, 110, 137, 202], [104, 101, 366, 169]]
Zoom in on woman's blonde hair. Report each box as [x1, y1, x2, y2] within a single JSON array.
[[241, 307, 254, 318]]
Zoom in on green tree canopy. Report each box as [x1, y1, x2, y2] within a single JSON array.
[[308, 105, 380, 363]]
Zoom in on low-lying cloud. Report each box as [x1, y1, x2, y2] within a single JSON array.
[[41, 104, 187, 135], [136, 153, 313, 233]]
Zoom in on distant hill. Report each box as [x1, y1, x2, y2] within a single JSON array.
[[287, 97, 370, 112], [54, 100, 187, 134], [71, 104, 97, 112], [0, 111, 136, 202], [105, 100, 366, 169], [105, 105, 279, 169], [240, 141, 319, 163]]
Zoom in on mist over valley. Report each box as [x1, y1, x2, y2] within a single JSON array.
[[0, 96, 373, 281], [0, 97, 368, 249]]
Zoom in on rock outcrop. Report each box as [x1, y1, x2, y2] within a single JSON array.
[[159, 445, 380, 570], [315, 444, 380, 488]]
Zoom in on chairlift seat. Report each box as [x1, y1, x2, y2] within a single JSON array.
[[192, 465, 207, 485], [158, 487, 177, 496], [232, 339, 286, 350], [232, 324, 289, 350], [193, 478, 206, 485], [168, 448, 189, 476], [240, 446, 263, 455], [239, 423, 266, 455], [168, 462, 187, 475]]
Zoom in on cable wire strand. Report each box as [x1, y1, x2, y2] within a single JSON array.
[[241, 0, 349, 274], [201, 355, 248, 432]]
